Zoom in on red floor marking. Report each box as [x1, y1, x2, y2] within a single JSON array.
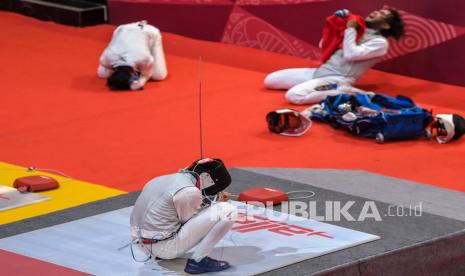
[[0, 194, 10, 200], [0, 249, 89, 275]]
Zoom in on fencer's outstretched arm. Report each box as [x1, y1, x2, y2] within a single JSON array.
[[342, 27, 388, 61]]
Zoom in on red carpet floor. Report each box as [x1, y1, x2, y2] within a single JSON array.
[[0, 249, 86, 275], [0, 12, 464, 192]]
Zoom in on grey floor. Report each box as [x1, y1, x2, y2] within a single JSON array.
[[1, 168, 465, 275]]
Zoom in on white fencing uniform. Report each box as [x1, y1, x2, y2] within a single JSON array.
[[130, 173, 237, 262], [265, 28, 388, 104], [97, 21, 167, 82]]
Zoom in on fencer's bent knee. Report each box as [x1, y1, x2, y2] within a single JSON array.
[[152, 71, 167, 81], [210, 202, 238, 221], [285, 89, 306, 105], [264, 73, 280, 89]]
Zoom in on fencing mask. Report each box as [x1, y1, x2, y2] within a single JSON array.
[[187, 158, 231, 196], [266, 109, 312, 136], [434, 114, 465, 144]]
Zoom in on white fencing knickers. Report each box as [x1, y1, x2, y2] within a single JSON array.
[[264, 68, 365, 105], [139, 202, 238, 262]]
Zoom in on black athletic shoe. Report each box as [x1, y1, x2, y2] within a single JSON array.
[[184, 256, 230, 274]]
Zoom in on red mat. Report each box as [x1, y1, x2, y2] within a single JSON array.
[[0, 249, 87, 275], [0, 12, 464, 192]]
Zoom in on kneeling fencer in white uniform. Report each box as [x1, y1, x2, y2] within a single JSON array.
[[97, 20, 167, 91], [264, 7, 404, 104], [130, 158, 238, 274]]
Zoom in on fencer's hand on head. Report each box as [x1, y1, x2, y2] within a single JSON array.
[[217, 191, 231, 202], [347, 19, 360, 30], [334, 9, 350, 17]]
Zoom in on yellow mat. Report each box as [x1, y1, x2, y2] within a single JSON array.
[[0, 162, 126, 225]]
